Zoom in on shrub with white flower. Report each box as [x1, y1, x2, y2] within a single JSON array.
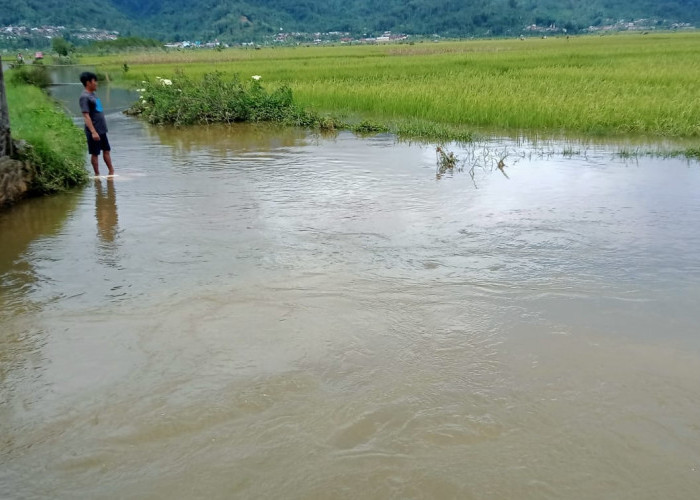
[[128, 71, 312, 127]]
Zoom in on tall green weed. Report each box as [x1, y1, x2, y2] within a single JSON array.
[[9, 64, 52, 89], [128, 72, 316, 126]]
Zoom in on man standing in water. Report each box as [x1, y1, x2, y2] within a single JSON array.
[[79, 71, 114, 176]]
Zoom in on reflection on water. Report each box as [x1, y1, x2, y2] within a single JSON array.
[[2, 108, 700, 498], [94, 179, 119, 266], [0, 192, 80, 311], [95, 179, 119, 243], [149, 122, 313, 156]]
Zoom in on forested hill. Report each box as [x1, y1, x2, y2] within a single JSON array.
[[2, 0, 699, 42]]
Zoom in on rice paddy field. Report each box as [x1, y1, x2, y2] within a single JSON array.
[[83, 32, 700, 140]]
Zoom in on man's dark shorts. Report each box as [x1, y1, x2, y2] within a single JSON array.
[[85, 131, 111, 155]]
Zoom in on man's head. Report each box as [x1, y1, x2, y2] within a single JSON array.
[[80, 71, 98, 91]]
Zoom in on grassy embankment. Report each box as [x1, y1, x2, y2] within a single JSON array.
[[84, 32, 700, 150], [6, 81, 88, 193]]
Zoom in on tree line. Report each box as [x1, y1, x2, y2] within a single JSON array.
[[1, 0, 698, 46]]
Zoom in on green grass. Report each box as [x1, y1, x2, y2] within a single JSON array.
[[6, 82, 88, 193], [84, 32, 700, 139], [9, 63, 52, 88]]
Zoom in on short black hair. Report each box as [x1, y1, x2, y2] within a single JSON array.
[[80, 71, 98, 87]]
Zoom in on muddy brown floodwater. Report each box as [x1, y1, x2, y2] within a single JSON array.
[[1, 79, 700, 499]]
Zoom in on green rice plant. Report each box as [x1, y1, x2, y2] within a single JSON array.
[[616, 148, 642, 159], [435, 145, 459, 179], [562, 147, 581, 157], [96, 32, 700, 140], [6, 83, 88, 193], [316, 115, 344, 131], [350, 120, 390, 134], [684, 147, 700, 160], [393, 119, 475, 144]]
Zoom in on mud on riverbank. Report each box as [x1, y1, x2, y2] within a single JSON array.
[[0, 140, 35, 207]]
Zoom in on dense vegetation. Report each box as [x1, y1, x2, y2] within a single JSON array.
[[98, 33, 700, 140], [127, 73, 407, 138], [83, 37, 164, 53], [6, 82, 88, 193], [9, 64, 52, 89], [1, 0, 699, 44], [128, 73, 315, 126]]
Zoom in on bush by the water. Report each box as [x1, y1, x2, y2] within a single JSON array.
[[6, 83, 88, 193], [125, 71, 472, 142], [10, 64, 52, 89], [128, 72, 317, 127]]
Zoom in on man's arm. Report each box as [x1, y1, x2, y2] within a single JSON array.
[[82, 112, 100, 141]]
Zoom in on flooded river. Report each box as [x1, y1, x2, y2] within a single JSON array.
[[1, 77, 700, 499]]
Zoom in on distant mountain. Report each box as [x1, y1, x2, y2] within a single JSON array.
[[1, 0, 132, 32], [2, 0, 699, 44]]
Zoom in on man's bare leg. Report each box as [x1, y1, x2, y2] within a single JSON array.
[[103, 151, 115, 175], [91, 154, 100, 175]]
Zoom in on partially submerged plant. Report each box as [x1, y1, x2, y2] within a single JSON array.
[[351, 120, 390, 134], [434, 144, 523, 185], [435, 145, 459, 179], [496, 155, 509, 179]]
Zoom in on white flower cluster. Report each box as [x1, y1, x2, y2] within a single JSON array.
[[156, 76, 173, 86], [252, 75, 261, 81]]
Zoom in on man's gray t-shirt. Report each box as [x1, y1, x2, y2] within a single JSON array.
[[79, 90, 108, 135]]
